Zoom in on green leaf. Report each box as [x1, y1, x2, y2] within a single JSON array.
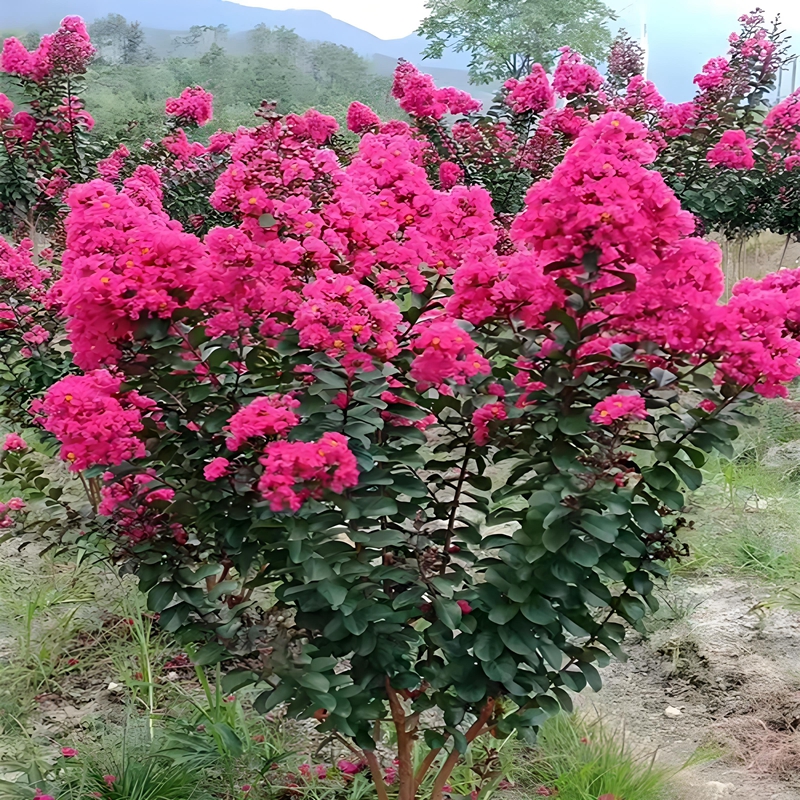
[[255, 683, 293, 714], [424, 730, 447, 750], [148, 583, 176, 613], [578, 661, 603, 692], [298, 672, 331, 693], [433, 598, 462, 630], [356, 496, 399, 518], [557, 413, 589, 435], [488, 602, 519, 624], [542, 524, 571, 552], [631, 503, 662, 533], [193, 641, 227, 666], [521, 594, 557, 624], [671, 459, 703, 491], [474, 631, 504, 662], [222, 669, 259, 694]]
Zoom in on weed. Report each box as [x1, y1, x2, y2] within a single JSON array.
[[511, 713, 677, 800]]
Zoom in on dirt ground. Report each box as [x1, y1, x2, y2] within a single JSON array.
[[586, 576, 800, 799]]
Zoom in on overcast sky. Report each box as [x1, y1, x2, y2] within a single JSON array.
[[231, 0, 800, 41]]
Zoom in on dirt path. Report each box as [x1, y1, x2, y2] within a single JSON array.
[[586, 576, 800, 799]]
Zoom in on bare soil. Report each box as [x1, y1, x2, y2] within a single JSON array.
[[586, 576, 800, 799]]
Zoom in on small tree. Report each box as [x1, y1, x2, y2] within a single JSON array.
[[418, 0, 615, 83]]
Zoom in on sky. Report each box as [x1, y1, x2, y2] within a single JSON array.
[[232, 0, 800, 41], [230, 0, 430, 39]]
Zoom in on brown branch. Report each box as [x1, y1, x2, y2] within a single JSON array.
[[363, 749, 390, 800], [430, 699, 495, 800], [386, 678, 416, 800]]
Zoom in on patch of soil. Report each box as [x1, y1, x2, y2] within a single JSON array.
[[585, 576, 800, 799]]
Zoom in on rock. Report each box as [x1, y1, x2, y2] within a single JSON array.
[[704, 781, 735, 798], [664, 705, 683, 718], [107, 682, 123, 693], [764, 441, 800, 470]]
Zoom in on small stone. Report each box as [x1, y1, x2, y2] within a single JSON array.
[[664, 705, 683, 718], [107, 682, 122, 693], [704, 781, 735, 798]]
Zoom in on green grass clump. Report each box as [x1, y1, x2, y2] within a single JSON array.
[[512, 714, 674, 800]]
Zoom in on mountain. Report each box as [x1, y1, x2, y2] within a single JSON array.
[[0, 0, 471, 69]]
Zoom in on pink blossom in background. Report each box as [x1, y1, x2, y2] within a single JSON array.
[[392, 62, 481, 120], [707, 129, 755, 170], [694, 56, 730, 92], [590, 394, 647, 425], [0, 93, 13, 120], [97, 144, 131, 182], [438, 161, 464, 190], [504, 64, 554, 114], [347, 101, 380, 133], [2, 433, 28, 452], [165, 86, 214, 126], [552, 47, 604, 97]]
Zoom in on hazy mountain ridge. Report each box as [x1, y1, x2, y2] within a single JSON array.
[[0, 0, 469, 69]]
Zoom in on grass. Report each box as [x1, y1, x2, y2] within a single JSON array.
[[672, 393, 800, 587], [511, 713, 675, 800]]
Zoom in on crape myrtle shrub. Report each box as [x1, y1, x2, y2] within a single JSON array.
[[5, 11, 800, 800]]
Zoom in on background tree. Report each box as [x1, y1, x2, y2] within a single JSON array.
[[418, 0, 615, 83]]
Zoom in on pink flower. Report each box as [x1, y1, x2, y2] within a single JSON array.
[[226, 395, 300, 451], [553, 47, 604, 97], [707, 130, 755, 170], [590, 394, 647, 426], [472, 402, 507, 446], [204, 457, 231, 481], [694, 56, 730, 92], [347, 101, 380, 133], [392, 62, 480, 120], [0, 93, 13, 121], [439, 161, 464, 190], [504, 65, 554, 114], [337, 760, 365, 775], [456, 600, 473, 614], [61, 746, 78, 757], [257, 433, 359, 512], [103, 775, 116, 786], [241, 785, 251, 793], [6, 498, 25, 511], [165, 86, 213, 126], [698, 399, 717, 412], [2, 433, 27, 452], [35, 370, 156, 471], [410, 321, 490, 390]]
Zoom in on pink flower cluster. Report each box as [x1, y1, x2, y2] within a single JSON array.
[[552, 48, 604, 97], [392, 62, 481, 120], [294, 270, 402, 366], [33, 370, 156, 471], [97, 144, 131, 182], [707, 129, 755, 170], [347, 101, 380, 134], [2, 433, 27, 451], [511, 112, 694, 272], [693, 57, 730, 92], [590, 394, 647, 425], [99, 471, 185, 543], [0, 17, 94, 81], [203, 457, 231, 481], [225, 394, 300, 451], [0, 236, 48, 293], [620, 75, 665, 115], [165, 86, 214, 127], [257, 432, 359, 512], [472, 402, 507, 445], [409, 320, 490, 390], [57, 177, 207, 368], [504, 65, 554, 114], [0, 497, 25, 530]]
